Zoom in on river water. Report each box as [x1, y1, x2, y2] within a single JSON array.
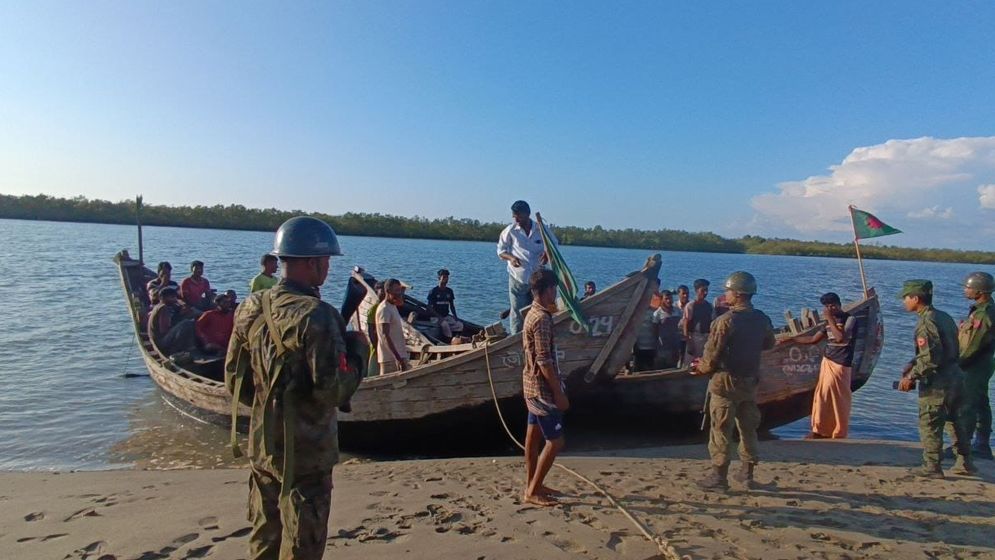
[[1, 218, 991, 471]]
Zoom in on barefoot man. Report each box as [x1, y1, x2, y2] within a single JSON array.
[[522, 268, 569, 506]]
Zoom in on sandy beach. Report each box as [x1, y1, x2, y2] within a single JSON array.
[[2, 439, 994, 560]]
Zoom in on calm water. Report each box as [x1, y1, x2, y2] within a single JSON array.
[[1, 218, 992, 471]]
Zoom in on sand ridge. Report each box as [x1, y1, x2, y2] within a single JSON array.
[[1, 439, 994, 559]]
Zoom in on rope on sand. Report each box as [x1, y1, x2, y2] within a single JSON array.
[[482, 339, 689, 560]]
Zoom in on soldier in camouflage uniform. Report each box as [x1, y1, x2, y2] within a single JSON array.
[[958, 272, 995, 460], [225, 216, 364, 560], [896, 280, 977, 478], [694, 271, 776, 491]]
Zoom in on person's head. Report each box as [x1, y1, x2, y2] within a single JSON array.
[[530, 268, 558, 306], [584, 281, 596, 297], [384, 278, 407, 306], [156, 261, 172, 279], [373, 280, 385, 301], [261, 254, 278, 275], [190, 260, 204, 278], [677, 285, 689, 302], [660, 289, 674, 308], [819, 292, 842, 314], [900, 280, 933, 312], [159, 286, 179, 305], [214, 293, 233, 312], [511, 200, 531, 227], [963, 271, 994, 301], [272, 216, 342, 288], [225, 289, 238, 306], [692, 279, 710, 300], [437, 268, 450, 288], [723, 271, 757, 305]]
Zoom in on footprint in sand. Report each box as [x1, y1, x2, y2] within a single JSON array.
[[197, 516, 220, 531], [24, 511, 45, 521], [211, 526, 251, 543], [62, 540, 106, 560], [64, 508, 101, 521]]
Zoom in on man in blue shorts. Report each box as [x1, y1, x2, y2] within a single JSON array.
[[521, 268, 569, 507]]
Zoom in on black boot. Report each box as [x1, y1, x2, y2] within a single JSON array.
[[972, 432, 993, 460], [732, 462, 757, 489], [697, 465, 729, 491]]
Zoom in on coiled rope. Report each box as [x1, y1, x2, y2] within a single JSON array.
[[482, 339, 689, 560]]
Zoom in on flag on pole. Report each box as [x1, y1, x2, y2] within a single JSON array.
[[535, 212, 589, 333], [849, 206, 902, 240]]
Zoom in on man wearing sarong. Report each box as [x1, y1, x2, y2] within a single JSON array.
[[792, 292, 857, 439]]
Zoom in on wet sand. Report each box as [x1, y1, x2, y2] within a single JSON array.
[[3, 439, 994, 560]]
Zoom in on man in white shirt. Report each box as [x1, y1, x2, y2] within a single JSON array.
[[376, 278, 411, 374], [497, 200, 557, 334]]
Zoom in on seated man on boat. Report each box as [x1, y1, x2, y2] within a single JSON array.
[[147, 261, 178, 306], [195, 292, 236, 354], [147, 286, 197, 357], [580, 281, 596, 300], [427, 268, 464, 342], [180, 260, 216, 311], [249, 253, 279, 293]]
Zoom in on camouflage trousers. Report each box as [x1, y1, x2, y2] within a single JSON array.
[[248, 467, 333, 560], [964, 366, 994, 437], [708, 387, 761, 468], [922, 387, 971, 469]]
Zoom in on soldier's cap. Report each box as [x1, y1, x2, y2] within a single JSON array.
[[898, 279, 932, 299]]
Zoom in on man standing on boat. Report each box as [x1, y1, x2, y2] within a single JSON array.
[[896, 280, 976, 478], [225, 216, 364, 560], [957, 272, 995, 460], [693, 272, 776, 491], [497, 200, 556, 334]]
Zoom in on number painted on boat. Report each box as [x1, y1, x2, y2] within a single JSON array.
[[781, 345, 821, 376], [569, 315, 614, 337], [500, 350, 566, 369]]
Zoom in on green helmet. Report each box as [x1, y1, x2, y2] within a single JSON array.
[[724, 271, 757, 295], [964, 272, 994, 293], [272, 216, 343, 257]]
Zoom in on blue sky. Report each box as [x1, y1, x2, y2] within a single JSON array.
[[3, 2, 995, 249]]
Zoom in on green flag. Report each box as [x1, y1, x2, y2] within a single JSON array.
[[535, 213, 589, 333], [850, 206, 902, 240]]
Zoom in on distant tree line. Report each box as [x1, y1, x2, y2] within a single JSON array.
[[3, 193, 994, 264]]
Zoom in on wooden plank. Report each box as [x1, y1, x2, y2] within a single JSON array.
[[585, 275, 648, 382]]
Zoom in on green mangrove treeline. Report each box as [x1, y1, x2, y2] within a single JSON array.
[[3, 193, 994, 264]]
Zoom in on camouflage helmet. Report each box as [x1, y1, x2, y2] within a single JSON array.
[[724, 271, 758, 295], [964, 271, 994, 293], [272, 216, 343, 258]]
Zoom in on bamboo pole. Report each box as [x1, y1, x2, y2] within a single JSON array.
[[848, 205, 869, 298], [136, 195, 144, 265]]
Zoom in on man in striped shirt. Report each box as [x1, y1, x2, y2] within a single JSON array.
[[521, 269, 569, 507]]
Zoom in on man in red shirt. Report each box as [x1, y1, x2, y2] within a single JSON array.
[[196, 293, 236, 353], [181, 260, 215, 311]]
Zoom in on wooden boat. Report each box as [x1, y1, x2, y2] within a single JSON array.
[[115, 249, 663, 447], [570, 290, 884, 433]]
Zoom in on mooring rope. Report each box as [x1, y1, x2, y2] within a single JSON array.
[[482, 338, 689, 560]]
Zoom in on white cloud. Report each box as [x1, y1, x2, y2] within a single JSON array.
[[980, 184, 995, 209], [750, 136, 995, 245], [907, 206, 954, 219]]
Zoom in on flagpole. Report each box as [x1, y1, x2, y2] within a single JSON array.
[[848, 205, 869, 298]]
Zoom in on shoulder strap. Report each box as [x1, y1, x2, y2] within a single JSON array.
[[261, 290, 287, 356]]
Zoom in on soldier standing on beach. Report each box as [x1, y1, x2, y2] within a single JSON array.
[[225, 216, 364, 559], [896, 280, 977, 478], [958, 272, 995, 460], [693, 271, 776, 491]]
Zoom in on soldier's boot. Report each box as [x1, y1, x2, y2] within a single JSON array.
[[952, 454, 979, 476], [908, 463, 944, 479], [732, 462, 757, 490], [971, 432, 993, 460], [697, 465, 729, 491]]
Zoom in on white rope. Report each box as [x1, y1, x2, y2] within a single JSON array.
[[482, 339, 689, 560]]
